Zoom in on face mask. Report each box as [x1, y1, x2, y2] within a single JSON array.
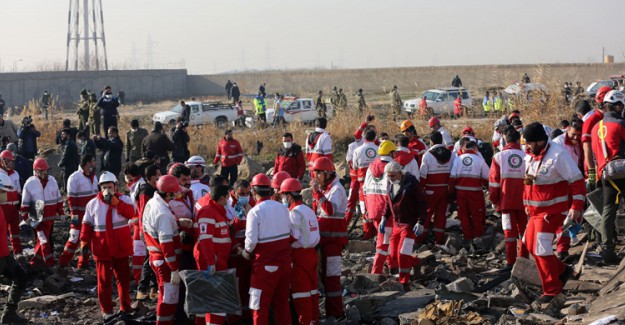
[[88, 166, 94, 173], [283, 142, 292, 149], [282, 197, 289, 207], [174, 192, 183, 200], [392, 180, 401, 185], [102, 188, 113, 196], [238, 195, 250, 205]]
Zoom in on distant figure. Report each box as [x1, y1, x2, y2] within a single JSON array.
[[259, 83, 266, 97], [58, 128, 79, 192], [316, 90, 327, 118], [357, 89, 367, 112], [230, 82, 241, 104], [0, 95, 5, 116], [451, 75, 463, 88], [337, 89, 348, 111], [96, 85, 120, 138], [77, 89, 90, 132], [522, 73, 531, 83], [390, 85, 402, 121], [117, 90, 126, 105], [180, 100, 191, 124], [225, 80, 233, 100], [41, 90, 51, 120], [330, 86, 339, 106], [235, 100, 245, 127]]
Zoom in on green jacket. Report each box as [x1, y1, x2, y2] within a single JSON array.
[[126, 127, 149, 161]]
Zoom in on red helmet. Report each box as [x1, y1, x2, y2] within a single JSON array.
[[596, 86, 613, 104], [33, 158, 49, 171], [157, 175, 182, 193], [312, 157, 335, 172], [280, 178, 302, 193], [428, 117, 440, 128], [462, 127, 474, 135], [168, 163, 182, 175], [0, 150, 14, 160], [271, 171, 290, 189], [251, 173, 271, 187], [509, 112, 520, 120]]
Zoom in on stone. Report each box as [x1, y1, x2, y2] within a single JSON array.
[[527, 313, 559, 323], [380, 279, 404, 292], [564, 303, 586, 316], [237, 156, 264, 180], [44, 274, 70, 295], [334, 162, 349, 180], [82, 298, 96, 306], [345, 304, 361, 325], [380, 318, 398, 325], [398, 311, 420, 325], [352, 298, 374, 322], [347, 241, 375, 254], [301, 188, 312, 206], [416, 250, 435, 264], [368, 291, 401, 302], [487, 295, 515, 308], [432, 265, 454, 282], [349, 274, 387, 294], [445, 277, 474, 293], [511, 257, 542, 287], [18, 293, 75, 310], [377, 289, 435, 318]]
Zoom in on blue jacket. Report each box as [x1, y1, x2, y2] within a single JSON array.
[[17, 126, 40, 155], [97, 95, 120, 118]]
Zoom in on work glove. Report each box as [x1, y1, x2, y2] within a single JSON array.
[[70, 215, 80, 227], [242, 250, 253, 261], [413, 222, 425, 236], [180, 231, 193, 245], [378, 218, 387, 235], [587, 168, 597, 192], [204, 265, 216, 277], [170, 270, 181, 285]]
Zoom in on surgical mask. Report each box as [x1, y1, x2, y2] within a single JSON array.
[[88, 166, 94, 173], [283, 142, 292, 149], [238, 195, 250, 205], [102, 188, 113, 196], [282, 197, 289, 207]]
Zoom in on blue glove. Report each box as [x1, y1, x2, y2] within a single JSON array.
[[204, 265, 215, 277], [413, 223, 424, 236], [378, 219, 387, 235], [567, 223, 582, 239], [234, 203, 245, 219]]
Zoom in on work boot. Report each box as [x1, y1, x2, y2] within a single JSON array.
[[389, 268, 398, 276], [1, 306, 27, 324], [602, 247, 620, 265], [556, 251, 569, 261], [149, 287, 159, 300], [559, 265, 575, 287]]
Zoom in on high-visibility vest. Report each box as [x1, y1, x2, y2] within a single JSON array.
[[254, 98, 265, 114], [483, 97, 493, 112], [494, 97, 503, 111]]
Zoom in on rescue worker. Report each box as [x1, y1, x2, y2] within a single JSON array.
[[193, 184, 232, 325], [311, 157, 347, 321], [385, 161, 427, 290], [124, 163, 146, 283], [20, 157, 63, 268], [453, 127, 476, 155], [306, 118, 333, 170], [448, 139, 489, 244], [418, 131, 453, 244], [393, 135, 420, 177], [364, 141, 396, 275], [337, 89, 347, 112], [494, 92, 504, 114], [352, 115, 377, 145], [271, 171, 290, 202], [97, 86, 120, 136], [591, 90, 625, 264], [428, 117, 454, 150], [0, 150, 22, 255], [253, 92, 267, 127], [274, 133, 306, 180], [488, 127, 527, 266], [59, 154, 99, 269], [283, 178, 321, 325], [553, 120, 583, 175], [143, 175, 188, 325], [400, 120, 428, 165], [79, 171, 136, 320], [523, 122, 583, 303], [346, 129, 370, 237], [357, 89, 367, 112], [213, 129, 243, 186], [243, 173, 292, 325], [390, 85, 403, 121], [0, 173, 28, 324], [185, 156, 210, 202], [583, 86, 612, 191], [492, 119, 508, 152]]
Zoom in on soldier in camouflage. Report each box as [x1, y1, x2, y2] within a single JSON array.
[[331, 86, 339, 106], [316, 90, 327, 118], [77, 89, 90, 133], [337, 88, 348, 112], [88, 92, 101, 137], [357, 89, 367, 112], [390, 85, 403, 121]]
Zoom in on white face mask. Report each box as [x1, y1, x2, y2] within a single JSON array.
[[283, 142, 292, 149]]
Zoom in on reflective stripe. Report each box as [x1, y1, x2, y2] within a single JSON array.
[[456, 174, 483, 179], [319, 213, 345, 220], [215, 221, 228, 228], [376, 249, 389, 256], [426, 184, 448, 187], [235, 230, 246, 239], [523, 195, 569, 207], [93, 221, 129, 231], [198, 234, 213, 241], [399, 268, 411, 273], [3, 200, 19, 205], [488, 182, 501, 188], [320, 231, 347, 238], [310, 289, 319, 295], [157, 315, 174, 321], [68, 190, 97, 196], [292, 292, 311, 299], [63, 247, 76, 253], [572, 194, 585, 201], [455, 185, 482, 191], [213, 237, 231, 244], [71, 207, 86, 211], [258, 232, 290, 243], [165, 256, 177, 262], [227, 154, 242, 158], [197, 218, 215, 225], [326, 291, 342, 297], [432, 228, 444, 233], [147, 246, 161, 252]]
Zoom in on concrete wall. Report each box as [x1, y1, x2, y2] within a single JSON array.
[[189, 63, 625, 97], [0, 69, 187, 108]]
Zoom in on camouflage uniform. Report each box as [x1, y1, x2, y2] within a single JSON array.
[[337, 90, 348, 112], [331, 87, 339, 106], [77, 90, 90, 132], [316, 92, 327, 118], [357, 90, 366, 112], [88, 93, 101, 136], [390, 87, 403, 121]]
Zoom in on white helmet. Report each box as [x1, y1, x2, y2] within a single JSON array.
[[603, 90, 625, 106], [185, 155, 206, 166], [0, 173, 13, 191], [99, 171, 118, 184]]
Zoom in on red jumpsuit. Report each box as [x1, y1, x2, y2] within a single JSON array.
[[143, 195, 182, 325], [80, 193, 135, 315], [523, 143, 585, 297], [313, 177, 348, 319], [449, 149, 489, 241], [0, 169, 21, 254], [489, 143, 528, 265], [353, 140, 379, 239], [305, 127, 333, 170], [364, 157, 394, 273], [127, 177, 146, 283], [289, 201, 321, 325], [245, 198, 292, 325], [194, 199, 232, 325], [345, 141, 365, 234], [20, 175, 64, 268], [407, 136, 428, 166], [419, 144, 453, 244], [59, 167, 98, 268]]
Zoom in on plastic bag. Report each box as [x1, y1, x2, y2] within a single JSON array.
[[180, 268, 241, 316], [584, 188, 603, 231]]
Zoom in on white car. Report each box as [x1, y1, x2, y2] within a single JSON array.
[[245, 97, 333, 128], [404, 88, 471, 115], [152, 101, 238, 128]]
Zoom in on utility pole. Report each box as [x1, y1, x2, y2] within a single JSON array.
[[65, 0, 108, 71]]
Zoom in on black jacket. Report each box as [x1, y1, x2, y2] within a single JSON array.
[[142, 131, 173, 160], [59, 139, 79, 173], [79, 139, 97, 158], [230, 86, 240, 98], [96, 136, 124, 174], [171, 128, 190, 162], [390, 173, 427, 227]]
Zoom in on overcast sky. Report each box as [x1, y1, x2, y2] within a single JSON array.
[[0, 0, 623, 74]]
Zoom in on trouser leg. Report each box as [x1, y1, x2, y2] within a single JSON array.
[[601, 179, 624, 249], [291, 249, 316, 325], [59, 220, 86, 267], [151, 257, 178, 325], [96, 260, 114, 314], [397, 225, 417, 284], [345, 176, 359, 222], [502, 211, 519, 265], [468, 191, 485, 238], [4, 208, 22, 255], [372, 219, 392, 274], [132, 232, 147, 284], [0, 256, 27, 308], [320, 243, 344, 318], [456, 191, 474, 240], [524, 214, 566, 296], [112, 257, 132, 312]]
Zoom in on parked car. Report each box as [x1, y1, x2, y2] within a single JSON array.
[[245, 97, 333, 127], [403, 88, 472, 116], [152, 101, 238, 128]]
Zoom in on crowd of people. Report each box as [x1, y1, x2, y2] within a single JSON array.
[[0, 81, 622, 325]]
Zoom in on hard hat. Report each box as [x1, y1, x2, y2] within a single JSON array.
[[280, 178, 302, 193], [603, 90, 625, 106], [312, 157, 335, 172], [462, 127, 475, 135], [0, 173, 12, 192], [400, 120, 414, 132], [596, 86, 613, 104], [168, 163, 182, 175], [378, 140, 397, 156], [98, 171, 118, 184], [271, 171, 291, 189], [251, 173, 271, 187], [428, 117, 440, 128], [157, 175, 182, 193], [509, 112, 520, 120], [185, 156, 206, 166], [33, 158, 49, 171], [0, 150, 14, 160]]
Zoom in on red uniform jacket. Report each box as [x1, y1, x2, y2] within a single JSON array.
[[274, 144, 306, 179], [489, 143, 526, 211], [213, 138, 243, 167], [194, 198, 231, 270]]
